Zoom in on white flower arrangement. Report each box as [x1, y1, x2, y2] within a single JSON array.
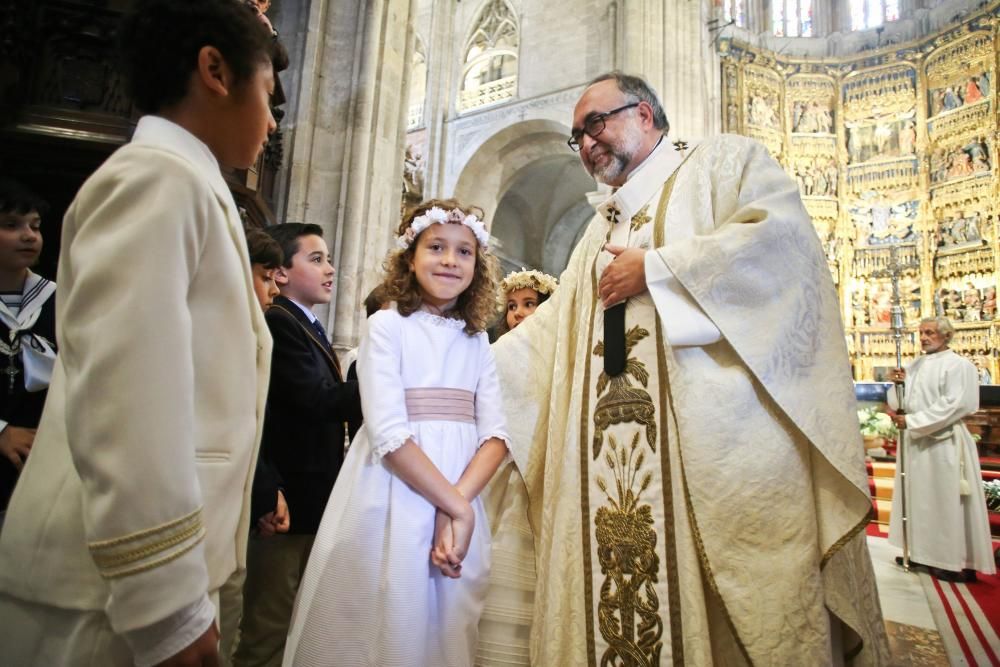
[[857, 406, 898, 439], [396, 206, 490, 250], [500, 268, 558, 297]]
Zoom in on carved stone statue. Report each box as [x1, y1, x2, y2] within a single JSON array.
[[898, 121, 915, 156], [402, 145, 424, 198], [963, 283, 982, 321], [983, 287, 996, 321]]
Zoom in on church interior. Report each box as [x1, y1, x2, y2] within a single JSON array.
[[2, 0, 1000, 663]]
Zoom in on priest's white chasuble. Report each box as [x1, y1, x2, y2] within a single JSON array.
[[483, 135, 889, 666]]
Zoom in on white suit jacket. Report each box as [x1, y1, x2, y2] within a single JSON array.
[[0, 116, 272, 635]]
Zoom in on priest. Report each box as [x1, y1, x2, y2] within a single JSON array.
[[888, 317, 996, 582], [483, 72, 889, 665]]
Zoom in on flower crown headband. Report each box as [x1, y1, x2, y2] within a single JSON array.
[[500, 268, 558, 296], [396, 206, 490, 250]]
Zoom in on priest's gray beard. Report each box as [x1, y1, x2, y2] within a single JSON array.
[[588, 127, 643, 184]]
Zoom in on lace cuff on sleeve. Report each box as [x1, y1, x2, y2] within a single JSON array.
[[370, 431, 414, 463]]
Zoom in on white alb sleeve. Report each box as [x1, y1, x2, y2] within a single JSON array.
[[644, 251, 722, 347]]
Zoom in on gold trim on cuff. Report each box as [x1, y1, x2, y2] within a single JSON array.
[[88, 506, 205, 578]]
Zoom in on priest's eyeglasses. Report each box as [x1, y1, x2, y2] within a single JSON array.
[[567, 103, 640, 152]]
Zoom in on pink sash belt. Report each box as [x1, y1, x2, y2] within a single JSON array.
[[404, 388, 475, 423]]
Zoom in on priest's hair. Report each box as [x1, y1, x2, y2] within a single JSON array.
[[921, 316, 955, 338], [588, 71, 670, 135]]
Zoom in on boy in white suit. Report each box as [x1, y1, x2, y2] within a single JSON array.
[[0, 1, 278, 665]]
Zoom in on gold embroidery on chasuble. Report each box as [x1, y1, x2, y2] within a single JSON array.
[[629, 205, 651, 233], [579, 173, 684, 666], [592, 328, 656, 458], [603, 205, 620, 243]]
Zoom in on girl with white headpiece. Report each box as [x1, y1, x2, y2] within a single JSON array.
[[284, 198, 511, 667], [495, 268, 557, 336]]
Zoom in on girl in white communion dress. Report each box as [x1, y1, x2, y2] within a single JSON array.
[[283, 199, 510, 667]]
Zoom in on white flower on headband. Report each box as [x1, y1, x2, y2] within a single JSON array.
[[396, 206, 490, 250], [500, 268, 558, 296]]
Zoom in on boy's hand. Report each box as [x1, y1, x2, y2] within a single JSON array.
[[256, 511, 276, 537], [0, 426, 35, 470], [256, 491, 291, 537], [273, 490, 290, 533], [431, 509, 461, 578], [155, 622, 220, 666]]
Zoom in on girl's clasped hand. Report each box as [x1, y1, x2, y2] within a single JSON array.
[[431, 505, 474, 578]]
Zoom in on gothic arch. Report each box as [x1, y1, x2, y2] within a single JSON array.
[[454, 119, 596, 275], [458, 0, 519, 112]]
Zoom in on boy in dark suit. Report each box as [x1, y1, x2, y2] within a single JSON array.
[[234, 223, 361, 667]]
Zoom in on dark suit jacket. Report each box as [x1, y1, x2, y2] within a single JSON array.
[[254, 295, 361, 534]]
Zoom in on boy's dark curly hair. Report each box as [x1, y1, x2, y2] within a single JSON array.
[[382, 198, 500, 335], [118, 0, 277, 113]]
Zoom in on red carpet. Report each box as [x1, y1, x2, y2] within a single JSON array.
[[929, 571, 1000, 665], [867, 523, 1000, 663], [866, 522, 887, 538]]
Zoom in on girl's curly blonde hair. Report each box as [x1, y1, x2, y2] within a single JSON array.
[[381, 198, 500, 335]]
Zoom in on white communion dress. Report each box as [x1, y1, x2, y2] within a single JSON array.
[[283, 306, 510, 667]]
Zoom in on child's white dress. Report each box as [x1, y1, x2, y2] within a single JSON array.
[[283, 307, 510, 667]]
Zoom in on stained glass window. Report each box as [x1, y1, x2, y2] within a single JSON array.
[[884, 0, 900, 22], [850, 0, 867, 30], [850, 0, 901, 30], [723, 0, 746, 27], [800, 0, 813, 36], [772, 0, 813, 37]]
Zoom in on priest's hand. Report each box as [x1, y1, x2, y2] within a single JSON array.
[[890, 368, 906, 383], [600, 244, 647, 307], [890, 414, 907, 430]]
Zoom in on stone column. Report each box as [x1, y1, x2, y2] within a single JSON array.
[[421, 0, 457, 199], [283, 0, 417, 352], [266, 0, 313, 221], [619, 0, 720, 140]]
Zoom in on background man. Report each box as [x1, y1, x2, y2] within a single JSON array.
[[889, 317, 996, 582], [487, 72, 889, 665]]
